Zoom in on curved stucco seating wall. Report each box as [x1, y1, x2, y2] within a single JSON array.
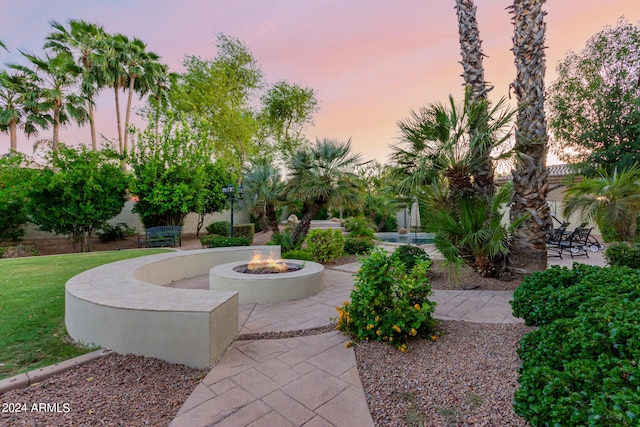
[[65, 246, 279, 368]]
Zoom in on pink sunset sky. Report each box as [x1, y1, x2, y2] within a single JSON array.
[[1, 0, 639, 165]]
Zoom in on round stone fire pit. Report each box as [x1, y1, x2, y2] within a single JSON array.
[[209, 259, 324, 304]]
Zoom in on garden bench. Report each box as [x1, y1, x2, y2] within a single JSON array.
[[137, 225, 182, 248]]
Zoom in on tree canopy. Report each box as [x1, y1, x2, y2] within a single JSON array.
[[547, 18, 640, 176]]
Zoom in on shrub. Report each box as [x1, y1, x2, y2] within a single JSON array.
[[267, 229, 298, 252], [282, 249, 314, 261], [511, 264, 631, 327], [342, 216, 375, 238], [336, 248, 436, 351], [344, 237, 375, 255], [392, 245, 432, 271], [605, 242, 640, 269], [206, 221, 231, 236], [97, 222, 135, 243], [199, 235, 249, 248], [233, 223, 255, 244], [305, 229, 345, 264], [512, 264, 640, 426]]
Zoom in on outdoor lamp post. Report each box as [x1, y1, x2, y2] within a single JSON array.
[[222, 183, 244, 237]]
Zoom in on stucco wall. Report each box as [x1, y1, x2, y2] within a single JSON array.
[[23, 201, 250, 239]]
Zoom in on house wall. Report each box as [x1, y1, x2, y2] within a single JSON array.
[[23, 201, 250, 239]]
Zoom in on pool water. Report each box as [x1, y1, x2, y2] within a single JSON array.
[[374, 232, 435, 245]]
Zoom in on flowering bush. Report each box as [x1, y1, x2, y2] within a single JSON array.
[[336, 248, 436, 351]]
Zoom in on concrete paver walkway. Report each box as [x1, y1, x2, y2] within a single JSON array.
[[170, 249, 607, 426]]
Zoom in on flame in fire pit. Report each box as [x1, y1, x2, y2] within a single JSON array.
[[248, 253, 288, 272]]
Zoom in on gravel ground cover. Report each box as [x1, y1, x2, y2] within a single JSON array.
[[0, 353, 206, 427]]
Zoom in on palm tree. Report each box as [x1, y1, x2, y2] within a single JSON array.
[[507, 0, 553, 273], [286, 138, 364, 246], [562, 165, 640, 242], [0, 40, 7, 52], [456, 0, 497, 198], [120, 35, 163, 156], [12, 51, 88, 151], [102, 34, 128, 154], [243, 158, 285, 234], [45, 19, 108, 150], [390, 90, 515, 198], [0, 70, 48, 154]]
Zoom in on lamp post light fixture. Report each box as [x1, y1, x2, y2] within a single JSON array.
[[222, 183, 244, 237]]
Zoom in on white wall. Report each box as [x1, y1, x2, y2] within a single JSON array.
[[23, 201, 250, 239]]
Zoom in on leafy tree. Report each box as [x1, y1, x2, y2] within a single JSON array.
[[0, 70, 48, 154], [11, 51, 88, 151], [129, 117, 231, 227], [45, 19, 109, 150], [26, 145, 128, 252], [0, 154, 33, 244], [171, 33, 263, 178], [194, 161, 232, 236], [242, 157, 284, 234], [260, 80, 318, 157], [562, 165, 640, 243], [286, 138, 364, 246], [547, 18, 640, 176], [507, 0, 553, 274]]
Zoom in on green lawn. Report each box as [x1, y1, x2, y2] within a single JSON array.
[[0, 249, 169, 380]]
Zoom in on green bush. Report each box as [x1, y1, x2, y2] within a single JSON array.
[[392, 245, 432, 271], [282, 249, 314, 261], [305, 229, 345, 264], [511, 264, 633, 327], [336, 248, 436, 352], [342, 216, 375, 238], [199, 235, 249, 248], [267, 229, 298, 252], [511, 264, 640, 426], [233, 223, 255, 244], [605, 242, 640, 268], [97, 222, 135, 243], [206, 221, 231, 236], [344, 237, 375, 255]]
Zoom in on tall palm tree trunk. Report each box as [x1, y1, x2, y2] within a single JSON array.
[[455, 0, 495, 198], [507, 0, 552, 273], [53, 108, 60, 151], [88, 99, 97, 150], [123, 77, 135, 155], [9, 120, 17, 154], [114, 86, 123, 155], [292, 199, 325, 247]]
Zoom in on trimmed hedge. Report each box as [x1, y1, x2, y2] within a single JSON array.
[[206, 221, 230, 236], [199, 235, 249, 248], [511, 264, 640, 426], [233, 223, 254, 244]]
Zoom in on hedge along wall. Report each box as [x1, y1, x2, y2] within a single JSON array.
[[22, 201, 250, 239]]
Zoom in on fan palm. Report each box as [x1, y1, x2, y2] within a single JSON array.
[[0, 70, 48, 154], [10, 51, 87, 151], [507, 0, 553, 273], [562, 165, 640, 242], [45, 19, 108, 150], [390, 89, 515, 198], [286, 138, 364, 246], [243, 158, 285, 234]]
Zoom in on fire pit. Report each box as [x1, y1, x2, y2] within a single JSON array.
[[209, 254, 324, 304]]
